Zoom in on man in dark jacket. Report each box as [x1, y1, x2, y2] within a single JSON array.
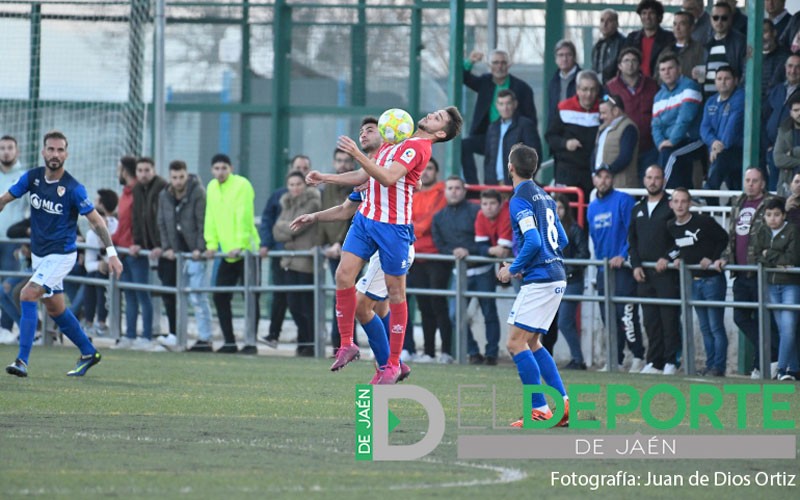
[[624, 0, 675, 78], [629, 165, 681, 375], [129, 157, 167, 349], [432, 176, 497, 365], [547, 40, 580, 124], [702, 1, 746, 98], [592, 9, 626, 83], [764, 54, 800, 191], [484, 89, 541, 185], [462, 49, 539, 185], [157, 160, 213, 351], [546, 69, 601, 200]]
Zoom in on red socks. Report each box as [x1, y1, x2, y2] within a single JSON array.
[[335, 287, 357, 347], [387, 302, 408, 366]]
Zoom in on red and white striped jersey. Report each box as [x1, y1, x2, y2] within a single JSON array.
[[359, 137, 432, 225]]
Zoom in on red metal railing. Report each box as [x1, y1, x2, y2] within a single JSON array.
[[466, 184, 587, 228]]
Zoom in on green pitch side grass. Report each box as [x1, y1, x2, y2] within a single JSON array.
[[0, 346, 797, 500]]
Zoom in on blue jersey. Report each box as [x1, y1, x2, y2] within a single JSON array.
[[508, 180, 567, 283], [9, 167, 94, 256]]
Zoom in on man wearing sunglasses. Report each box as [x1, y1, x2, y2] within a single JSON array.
[[703, 1, 746, 98]]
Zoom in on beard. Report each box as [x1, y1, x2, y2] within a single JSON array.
[[646, 184, 663, 196], [0, 158, 15, 168], [45, 158, 63, 171]]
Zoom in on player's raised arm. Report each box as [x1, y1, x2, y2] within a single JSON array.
[[306, 169, 370, 187], [290, 199, 360, 232], [337, 135, 407, 187], [85, 209, 123, 278]]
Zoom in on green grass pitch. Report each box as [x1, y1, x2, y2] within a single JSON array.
[[0, 345, 797, 499]]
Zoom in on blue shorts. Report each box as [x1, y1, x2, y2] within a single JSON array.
[[342, 212, 413, 276]]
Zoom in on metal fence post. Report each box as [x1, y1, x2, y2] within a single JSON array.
[[175, 252, 188, 350], [603, 259, 619, 372], [455, 257, 468, 364], [679, 259, 696, 375], [243, 251, 257, 347], [109, 271, 121, 339], [313, 247, 327, 358], [757, 262, 772, 380]]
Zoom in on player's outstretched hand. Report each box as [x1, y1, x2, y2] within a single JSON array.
[[337, 135, 359, 157], [497, 262, 512, 283], [306, 170, 325, 186], [354, 180, 370, 192], [108, 255, 123, 278], [291, 214, 316, 232]]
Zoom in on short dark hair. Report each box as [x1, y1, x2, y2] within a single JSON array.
[[333, 148, 349, 159], [211, 153, 232, 166], [763, 19, 776, 33], [136, 157, 154, 168], [480, 189, 502, 204], [497, 89, 517, 101], [361, 116, 378, 127], [788, 93, 800, 108], [764, 197, 787, 213], [602, 94, 625, 112], [286, 170, 306, 183], [0, 135, 17, 145], [428, 156, 439, 172], [169, 160, 187, 171], [554, 193, 575, 229], [674, 10, 695, 25], [712, 1, 732, 14], [509, 143, 539, 180], [617, 47, 642, 66], [445, 175, 465, 185], [43, 130, 68, 148], [657, 52, 681, 69], [637, 0, 664, 21], [290, 154, 311, 170], [441, 106, 463, 143], [97, 188, 119, 214], [671, 187, 692, 201], [120, 156, 137, 178], [715, 65, 738, 79]]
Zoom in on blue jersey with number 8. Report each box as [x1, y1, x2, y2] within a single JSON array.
[[508, 180, 567, 283]]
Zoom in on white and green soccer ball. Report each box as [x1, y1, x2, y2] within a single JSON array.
[[378, 108, 415, 144]]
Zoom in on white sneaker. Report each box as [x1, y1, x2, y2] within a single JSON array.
[[132, 338, 154, 351], [629, 358, 645, 373], [114, 337, 134, 349], [771, 362, 779, 380], [413, 354, 433, 363], [750, 368, 761, 380], [0, 328, 16, 345], [157, 333, 179, 350], [437, 353, 454, 364], [400, 349, 412, 363], [640, 363, 663, 374], [663, 363, 678, 375], [598, 363, 624, 372]]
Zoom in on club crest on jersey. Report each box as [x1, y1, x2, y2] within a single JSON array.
[[401, 148, 416, 162], [57, 186, 66, 197]]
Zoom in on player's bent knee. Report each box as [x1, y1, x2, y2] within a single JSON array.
[[20, 283, 44, 303]]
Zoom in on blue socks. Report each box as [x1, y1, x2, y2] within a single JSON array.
[[533, 348, 567, 398], [513, 350, 547, 409], [363, 314, 390, 367], [53, 308, 95, 356], [17, 301, 38, 364]]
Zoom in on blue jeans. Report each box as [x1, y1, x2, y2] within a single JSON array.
[[0, 276, 22, 327], [691, 274, 728, 372], [637, 147, 659, 184], [185, 260, 213, 341], [464, 269, 500, 358], [121, 255, 153, 339], [769, 284, 800, 373], [703, 147, 742, 191], [557, 280, 585, 363]]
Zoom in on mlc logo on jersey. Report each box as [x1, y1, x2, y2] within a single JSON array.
[[30, 194, 64, 215]]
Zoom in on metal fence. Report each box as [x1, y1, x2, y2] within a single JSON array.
[[2, 236, 796, 380]]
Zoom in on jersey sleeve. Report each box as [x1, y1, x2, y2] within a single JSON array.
[[474, 212, 491, 242], [8, 171, 31, 198], [394, 140, 426, 173], [348, 189, 363, 203], [73, 183, 95, 216]]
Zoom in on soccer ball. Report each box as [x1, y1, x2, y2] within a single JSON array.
[[378, 108, 415, 144]]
